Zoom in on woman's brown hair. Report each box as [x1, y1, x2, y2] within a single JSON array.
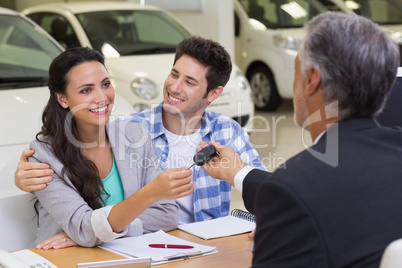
[[37, 47, 108, 209]]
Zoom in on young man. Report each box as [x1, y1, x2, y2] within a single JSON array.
[[15, 36, 265, 226], [200, 12, 402, 267], [124, 37, 265, 224]]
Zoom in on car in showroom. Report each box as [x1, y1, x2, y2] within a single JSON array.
[[234, 0, 332, 111], [21, 2, 254, 128], [0, 7, 64, 199], [234, 0, 402, 111], [0, 7, 135, 251]]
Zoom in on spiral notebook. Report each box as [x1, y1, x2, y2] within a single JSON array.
[[178, 209, 256, 240]]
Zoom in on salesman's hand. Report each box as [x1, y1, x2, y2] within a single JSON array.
[[15, 149, 54, 192], [248, 228, 256, 240], [197, 141, 247, 187], [36, 232, 77, 250]]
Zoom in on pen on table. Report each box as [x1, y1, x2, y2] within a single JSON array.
[[149, 244, 194, 249]]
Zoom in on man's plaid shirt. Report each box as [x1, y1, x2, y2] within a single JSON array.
[[125, 103, 266, 222]]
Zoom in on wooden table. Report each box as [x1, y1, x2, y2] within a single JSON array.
[[30, 230, 253, 267]]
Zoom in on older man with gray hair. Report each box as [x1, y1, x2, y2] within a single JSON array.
[[200, 12, 401, 267]]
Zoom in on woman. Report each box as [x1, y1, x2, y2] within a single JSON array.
[[29, 47, 194, 248]]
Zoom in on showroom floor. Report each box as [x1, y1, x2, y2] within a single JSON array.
[[230, 100, 313, 212]]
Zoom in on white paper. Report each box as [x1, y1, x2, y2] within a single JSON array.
[[178, 215, 256, 240], [101, 230, 217, 265]]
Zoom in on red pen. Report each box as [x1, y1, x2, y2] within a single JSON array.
[[149, 244, 194, 249]]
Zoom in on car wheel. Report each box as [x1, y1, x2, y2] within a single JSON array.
[[248, 65, 282, 111]]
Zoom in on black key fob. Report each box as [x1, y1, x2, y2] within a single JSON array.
[[193, 145, 217, 166]]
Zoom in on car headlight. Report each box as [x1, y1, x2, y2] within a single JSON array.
[[235, 70, 249, 90], [273, 33, 301, 51], [131, 78, 158, 99]]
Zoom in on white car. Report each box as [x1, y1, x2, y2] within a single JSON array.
[[21, 2, 255, 129], [0, 7, 64, 199], [234, 0, 402, 111]]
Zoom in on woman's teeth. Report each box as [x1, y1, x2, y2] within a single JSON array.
[[90, 106, 107, 112]]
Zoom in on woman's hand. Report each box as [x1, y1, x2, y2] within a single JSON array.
[[36, 232, 77, 250], [150, 167, 194, 200]]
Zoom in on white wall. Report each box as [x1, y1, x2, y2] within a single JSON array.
[[169, 0, 235, 59]]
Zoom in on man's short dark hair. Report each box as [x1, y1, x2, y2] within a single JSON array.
[[174, 36, 232, 95]]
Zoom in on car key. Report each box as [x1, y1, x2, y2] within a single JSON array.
[[187, 145, 217, 169]]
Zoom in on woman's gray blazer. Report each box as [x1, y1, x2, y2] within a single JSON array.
[[29, 121, 179, 247]]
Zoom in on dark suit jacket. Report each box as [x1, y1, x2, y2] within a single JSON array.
[[243, 117, 402, 268]]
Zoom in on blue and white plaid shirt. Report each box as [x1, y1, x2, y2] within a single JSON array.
[[125, 103, 266, 222]]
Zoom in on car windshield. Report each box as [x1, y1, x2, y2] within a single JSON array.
[[76, 10, 192, 56], [318, 0, 402, 24], [0, 14, 62, 89], [238, 0, 329, 28]]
